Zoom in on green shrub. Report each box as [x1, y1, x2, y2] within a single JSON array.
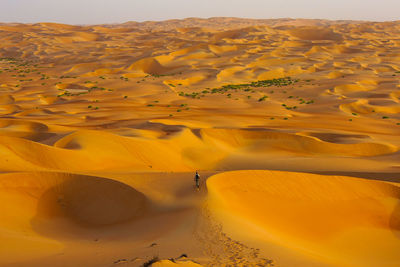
[[258, 95, 268, 102]]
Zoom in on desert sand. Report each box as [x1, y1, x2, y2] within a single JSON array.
[[0, 17, 399, 267]]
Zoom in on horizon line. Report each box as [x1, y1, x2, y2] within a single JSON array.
[[1, 16, 399, 26]]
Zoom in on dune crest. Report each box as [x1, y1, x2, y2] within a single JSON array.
[[200, 128, 398, 157]]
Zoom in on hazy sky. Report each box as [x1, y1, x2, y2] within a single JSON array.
[[1, 0, 399, 24]]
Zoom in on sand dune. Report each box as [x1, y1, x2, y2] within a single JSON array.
[[0, 130, 198, 172], [114, 17, 365, 31], [0, 172, 146, 264], [207, 170, 400, 267], [128, 57, 177, 75], [0, 17, 400, 266], [0, 94, 14, 104], [153, 260, 203, 266], [200, 128, 397, 157], [0, 172, 147, 229], [287, 27, 343, 40], [0, 126, 396, 174]]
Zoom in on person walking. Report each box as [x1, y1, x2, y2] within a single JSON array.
[[194, 171, 200, 189]]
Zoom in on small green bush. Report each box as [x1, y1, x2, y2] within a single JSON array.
[[258, 95, 268, 102]]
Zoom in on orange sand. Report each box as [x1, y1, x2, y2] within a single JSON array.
[[0, 17, 399, 267]]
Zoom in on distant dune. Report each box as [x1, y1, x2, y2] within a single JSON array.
[[105, 17, 368, 30]]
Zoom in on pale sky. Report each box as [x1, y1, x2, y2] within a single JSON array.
[[1, 0, 399, 24]]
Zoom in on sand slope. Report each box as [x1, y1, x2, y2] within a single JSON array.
[[207, 170, 400, 267], [0, 172, 147, 264]]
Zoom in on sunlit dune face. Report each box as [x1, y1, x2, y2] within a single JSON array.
[[207, 170, 400, 266]]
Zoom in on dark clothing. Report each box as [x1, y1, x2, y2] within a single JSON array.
[[195, 173, 200, 188]]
